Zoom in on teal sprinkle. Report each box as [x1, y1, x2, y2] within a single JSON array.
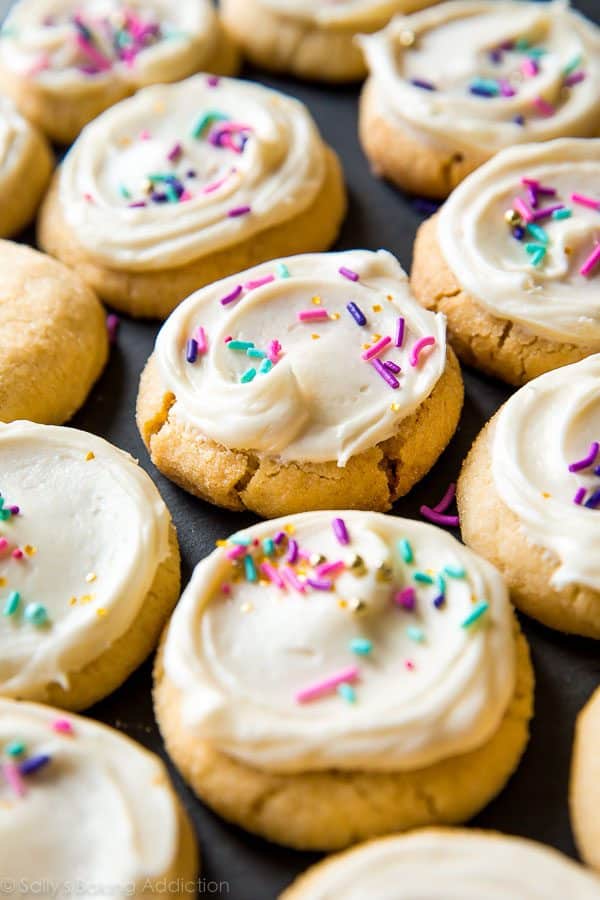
[[461, 600, 489, 629], [227, 340, 254, 351], [564, 54, 582, 76], [413, 571, 434, 584], [259, 358, 273, 374], [350, 638, 373, 656], [5, 741, 25, 757], [527, 47, 548, 58], [244, 555, 258, 582], [3, 591, 20, 617], [118, 184, 131, 199], [262, 538, 275, 557], [552, 208, 572, 220], [191, 110, 229, 139], [443, 565, 466, 578], [337, 683, 356, 704], [406, 625, 425, 643], [398, 538, 413, 564], [165, 184, 179, 204], [515, 38, 530, 51], [241, 368, 257, 384], [0, 509, 9, 521], [0, 497, 4, 508], [231, 535, 251, 546], [436, 573, 446, 595], [526, 223, 549, 245], [470, 77, 500, 95], [24, 603, 48, 627], [276, 263, 290, 279], [115, 29, 133, 49], [247, 348, 267, 359], [525, 244, 547, 267], [147, 172, 173, 183]]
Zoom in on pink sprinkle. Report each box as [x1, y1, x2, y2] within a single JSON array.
[[395, 317, 405, 348], [298, 309, 329, 322], [180, 190, 193, 202], [362, 336, 391, 361], [220, 285, 243, 306], [405, 660, 415, 671], [207, 75, 220, 87], [533, 96, 555, 117], [315, 560, 345, 577], [282, 567, 306, 593], [306, 578, 333, 591], [394, 587, 416, 611], [75, 34, 111, 71], [221, 583, 231, 595], [580, 243, 600, 278], [195, 327, 207, 353], [245, 275, 275, 291], [420, 506, 459, 528], [332, 517, 350, 546], [52, 718, 73, 735], [571, 193, 600, 211], [564, 71, 586, 87], [139, 130, 151, 140], [167, 142, 182, 162], [295, 665, 359, 703], [2, 763, 25, 797], [83, 192, 94, 203], [521, 178, 540, 189], [409, 336, 436, 367], [228, 205, 251, 218], [224, 336, 232, 343], [513, 197, 535, 223], [0, 538, 8, 551], [573, 487, 587, 505], [201, 170, 234, 194], [268, 339, 282, 363], [432, 482, 456, 514], [521, 58, 539, 78], [499, 78, 516, 97], [259, 562, 285, 589], [12, 549, 23, 560], [226, 545, 246, 560], [339, 266, 359, 282]]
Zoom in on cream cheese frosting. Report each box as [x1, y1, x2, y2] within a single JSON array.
[[57, 74, 329, 270], [288, 829, 600, 898], [359, 1, 600, 158], [259, 1, 435, 29], [0, 95, 40, 191], [154, 250, 447, 466], [0, 421, 171, 698], [0, 700, 183, 896], [163, 510, 515, 774], [0, 0, 218, 87], [492, 355, 600, 591], [438, 139, 600, 344]]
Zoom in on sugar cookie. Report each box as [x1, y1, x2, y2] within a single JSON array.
[[0, 421, 180, 709], [458, 355, 600, 638], [0, 96, 52, 238], [411, 139, 600, 385], [137, 250, 463, 517], [358, 1, 600, 198], [154, 510, 533, 851], [571, 686, 600, 874], [0, 0, 239, 145], [0, 698, 198, 893], [38, 75, 346, 318]]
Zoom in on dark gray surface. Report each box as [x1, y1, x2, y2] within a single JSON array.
[[7, 1, 600, 896]]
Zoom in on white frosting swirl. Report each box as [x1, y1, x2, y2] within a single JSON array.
[[359, 1, 600, 157], [259, 1, 435, 28], [0, 95, 39, 191], [0, 700, 186, 897], [492, 354, 600, 590], [286, 829, 600, 898], [0, 421, 171, 699], [439, 139, 600, 344], [0, 0, 218, 86], [163, 511, 515, 774], [155, 251, 447, 466], [58, 75, 329, 270]]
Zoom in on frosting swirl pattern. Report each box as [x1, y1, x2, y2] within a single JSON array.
[[439, 139, 600, 344], [58, 75, 329, 270], [492, 354, 600, 590], [0, 421, 171, 698], [163, 511, 515, 774], [155, 251, 447, 465], [0, 95, 39, 190], [359, 1, 600, 158]]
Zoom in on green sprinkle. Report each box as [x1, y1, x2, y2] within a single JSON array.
[[406, 625, 425, 643], [0, 497, 4, 508], [259, 358, 273, 374], [0, 509, 10, 521], [262, 538, 275, 556], [191, 110, 229, 139], [337, 683, 356, 704], [564, 54, 582, 76], [244, 555, 258, 582], [276, 263, 290, 279], [413, 571, 434, 584], [231, 535, 251, 546], [165, 184, 179, 204], [526, 223, 549, 244], [247, 348, 266, 359], [552, 208, 572, 220], [350, 638, 373, 656], [227, 340, 254, 351], [3, 591, 20, 617], [240, 368, 257, 384], [24, 603, 49, 626], [5, 741, 25, 757], [443, 565, 466, 578], [118, 184, 131, 199], [461, 600, 489, 629], [436, 574, 446, 595], [398, 538, 413, 564]]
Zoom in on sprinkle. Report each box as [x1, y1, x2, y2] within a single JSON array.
[[432, 482, 456, 514], [282, 567, 306, 593], [286, 539, 299, 564], [564, 54, 583, 76], [106, 313, 120, 344], [243, 555, 258, 582], [521, 58, 539, 78], [564, 71, 586, 87], [11, 549, 23, 560], [395, 317, 405, 348], [306, 578, 333, 591], [296, 666, 360, 703], [2, 762, 26, 796], [552, 208, 572, 220], [5, 741, 25, 757], [384, 361, 401, 375], [0, 538, 7, 551], [513, 114, 525, 127], [277, 263, 290, 279], [414, 571, 434, 584], [398, 539, 413, 564], [526, 223, 549, 245], [409, 336, 436, 367], [23, 603, 48, 626], [394, 587, 416, 611], [332, 518, 350, 546], [194, 327, 207, 354], [337, 683, 357, 704], [247, 348, 266, 359], [406, 625, 425, 643], [3, 591, 20, 616], [573, 487, 587, 505], [298, 309, 329, 322], [347, 302, 367, 326], [228, 206, 251, 218], [469, 78, 500, 97], [433, 594, 445, 609], [580, 243, 600, 278], [461, 601, 489, 628], [410, 78, 436, 91], [259, 562, 285, 588], [52, 719, 73, 735], [226, 545, 246, 560], [245, 275, 275, 291], [167, 142, 182, 162], [420, 506, 460, 528], [532, 204, 564, 221], [228, 340, 254, 351], [186, 339, 198, 363], [499, 78, 516, 97], [362, 336, 391, 361], [220, 285, 243, 306], [443, 565, 466, 578], [525, 243, 547, 267], [315, 560, 345, 577], [584, 489, 600, 509], [339, 266, 359, 282], [259, 358, 273, 374], [405, 660, 415, 671], [201, 170, 234, 194], [570, 192, 598, 209], [19, 754, 51, 776], [533, 96, 555, 117], [371, 359, 400, 389], [350, 638, 372, 656], [268, 339, 282, 363], [207, 75, 220, 87], [569, 442, 599, 472], [191, 110, 228, 139], [513, 197, 534, 223]]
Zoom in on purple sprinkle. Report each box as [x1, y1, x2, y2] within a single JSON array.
[[339, 266, 359, 282], [537, 185, 557, 197], [19, 754, 51, 776], [152, 191, 168, 203], [433, 594, 445, 609], [595, 465, 600, 477], [306, 578, 333, 591], [532, 204, 564, 221], [332, 517, 350, 546], [512, 226, 525, 241], [346, 302, 366, 326], [286, 539, 299, 564], [395, 587, 416, 611], [384, 360, 401, 375], [564, 71, 586, 87], [167, 141, 182, 162], [513, 114, 525, 126], [489, 49, 503, 64], [370, 358, 400, 390], [106, 313, 120, 344], [220, 285, 243, 306], [186, 339, 198, 363], [128, 200, 147, 208], [395, 317, 405, 348], [207, 75, 220, 87], [228, 205, 251, 218], [410, 78, 436, 91], [584, 489, 600, 509], [275, 531, 287, 545], [573, 487, 587, 505], [568, 441, 599, 472], [526, 185, 538, 208], [186, 169, 197, 178]]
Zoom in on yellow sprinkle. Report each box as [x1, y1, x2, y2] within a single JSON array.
[[311, 295, 322, 305], [96, 608, 107, 617], [80, 594, 94, 605], [542, 492, 551, 499], [311, 333, 320, 340], [69, 597, 77, 606], [216, 539, 227, 547], [24, 545, 36, 556], [362, 343, 371, 350], [0, 578, 5, 588], [85, 572, 97, 583], [85, 452, 95, 461], [390, 403, 400, 412], [284, 524, 296, 535], [372, 334, 382, 342], [372, 304, 382, 313], [240, 602, 254, 614], [386, 294, 393, 302], [338, 599, 347, 609], [330, 312, 341, 320]]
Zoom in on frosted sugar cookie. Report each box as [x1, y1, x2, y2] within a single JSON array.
[[411, 139, 600, 385], [0, 0, 239, 145], [281, 828, 600, 897], [571, 686, 600, 874], [221, 1, 437, 83], [137, 250, 463, 517], [0, 241, 107, 424], [0, 421, 180, 709], [458, 355, 600, 638], [0, 699, 198, 893], [358, 1, 600, 198], [0, 96, 52, 238], [154, 511, 533, 850], [38, 75, 347, 318]]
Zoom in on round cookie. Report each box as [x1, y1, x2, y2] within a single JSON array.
[[137, 250, 464, 518], [37, 75, 347, 319], [0, 240, 107, 424], [358, 1, 600, 198], [280, 828, 600, 898], [457, 355, 600, 638], [571, 686, 600, 873], [0, 698, 198, 892], [220, 0, 436, 83], [0, 96, 53, 238], [154, 510, 533, 851], [0, 0, 239, 145], [0, 420, 180, 710], [411, 140, 600, 386]]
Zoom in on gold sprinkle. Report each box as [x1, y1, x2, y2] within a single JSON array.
[[311, 333, 320, 340], [372, 334, 382, 342], [338, 599, 348, 609], [399, 29, 415, 47], [362, 343, 371, 351], [24, 545, 36, 556], [96, 608, 107, 617], [372, 304, 382, 313], [0, 578, 5, 588], [542, 492, 551, 498], [69, 597, 77, 606], [309, 553, 326, 567], [85, 451, 95, 461], [347, 553, 366, 576], [349, 598, 367, 615], [311, 295, 322, 305], [330, 312, 341, 320], [284, 524, 296, 535], [80, 594, 94, 605], [386, 294, 393, 302], [376, 562, 393, 583], [504, 209, 521, 227], [216, 539, 227, 547], [240, 602, 254, 614], [85, 572, 97, 583], [390, 402, 400, 412]]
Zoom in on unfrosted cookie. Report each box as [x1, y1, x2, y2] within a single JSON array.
[[458, 355, 600, 638], [0, 241, 107, 424], [411, 139, 600, 386], [137, 250, 463, 517], [38, 75, 346, 319], [358, 1, 600, 198], [0, 421, 180, 709], [0, 96, 53, 238], [0, 698, 198, 893], [221, 0, 436, 83], [571, 686, 600, 873], [280, 828, 600, 898], [0, 0, 239, 145], [154, 510, 533, 851]]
